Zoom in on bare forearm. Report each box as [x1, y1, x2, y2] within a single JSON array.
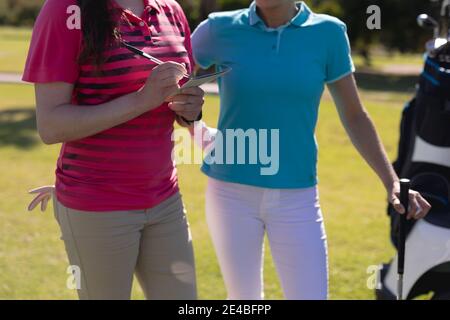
[[343, 111, 399, 189], [328, 75, 399, 190], [36, 62, 189, 144], [40, 92, 145, 144], [327, 75, 431, 220]]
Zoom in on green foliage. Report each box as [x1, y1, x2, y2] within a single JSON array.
[[218, 0, 251, 11], [193, 0, 437, 54], [308, 0, 435, 55], [0, 0, 44, 26], [379, 0, 438, 52], [0, 0, 442, 54]]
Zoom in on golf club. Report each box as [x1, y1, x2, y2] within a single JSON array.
[[441, 0, 450, 39], [440, 0, 450, 17], [397, 179, 411, 300], [417, 14, 440, 37]]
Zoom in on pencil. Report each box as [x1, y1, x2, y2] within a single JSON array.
[[122, 42, 190, 79]]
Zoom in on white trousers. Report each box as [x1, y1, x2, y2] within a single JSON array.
[[205, 177, 329, 300]]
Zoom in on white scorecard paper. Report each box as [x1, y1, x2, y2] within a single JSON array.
[[180, 67, 232, 90]]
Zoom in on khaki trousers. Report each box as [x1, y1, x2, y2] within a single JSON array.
[[53, 193, 197, 300]]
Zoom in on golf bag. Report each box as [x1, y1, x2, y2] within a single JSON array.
[[389, 41, 450, 246], [377, 42, 450, 300]]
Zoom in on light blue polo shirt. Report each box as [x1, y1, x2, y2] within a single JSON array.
[[192, 1, 355, 189]]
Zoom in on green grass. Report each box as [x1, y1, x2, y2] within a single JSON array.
[[0, 80, 408, 300], [0, 27, 31, 74], [353, 52, 424, 70], [0, 26, 423, 74]]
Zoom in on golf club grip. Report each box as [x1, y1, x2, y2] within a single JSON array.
[[397, 179, 410, 275]]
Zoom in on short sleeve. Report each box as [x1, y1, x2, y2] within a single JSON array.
[[325, 22, 355, 83], [191, 19, 216, 69], [174, 3, 196, 73], [22, 0, 82, 84]]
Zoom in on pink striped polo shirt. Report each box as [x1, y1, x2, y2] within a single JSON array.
[[23, 0, 194, 211]]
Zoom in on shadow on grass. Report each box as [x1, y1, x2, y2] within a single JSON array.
[[0, 108, 39, 149], [354, 71, 419, 94]]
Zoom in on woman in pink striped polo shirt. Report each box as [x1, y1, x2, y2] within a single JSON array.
[[23, 0, 204, 300]]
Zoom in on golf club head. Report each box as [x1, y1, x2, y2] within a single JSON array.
[[417, 14, 439, 29]]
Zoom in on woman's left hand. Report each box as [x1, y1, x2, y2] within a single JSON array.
[[167, 87, 205, 124], [389, 181, 432, 220], [28, 185, 55, 212]]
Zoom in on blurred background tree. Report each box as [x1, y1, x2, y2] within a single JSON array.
[[0, 0, 444, 64], [380, 0, 441, 52], [308, 0, 438, 64], [0, 0, 45, 26], [196, 0, 441, 64]]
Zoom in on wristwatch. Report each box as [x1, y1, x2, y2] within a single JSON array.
[[180, 111, 203, 125]]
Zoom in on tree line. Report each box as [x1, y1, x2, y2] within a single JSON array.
[[0, 0, 442, 57]]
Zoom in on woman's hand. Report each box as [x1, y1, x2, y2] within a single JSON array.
[[328, 75, 432, 220], [28, 185, 55, 212], [388, 181, 431, 220], [136, 62, 188, 111], [35, 63, 186, 145], [168, 87, 205, 125]]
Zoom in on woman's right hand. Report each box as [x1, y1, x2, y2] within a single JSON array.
[[136, 62, 187, 111]]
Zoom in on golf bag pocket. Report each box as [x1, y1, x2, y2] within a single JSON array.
[[415, 93, 450, 148]]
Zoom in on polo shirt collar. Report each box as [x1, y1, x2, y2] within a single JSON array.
[[248, 1, 311, 28], [111, 0, 161, 14]]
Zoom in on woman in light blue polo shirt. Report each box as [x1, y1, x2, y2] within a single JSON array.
[[191, 0, 431, 299]]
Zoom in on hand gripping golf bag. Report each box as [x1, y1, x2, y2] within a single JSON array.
[[389, 41, 450, 248]]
